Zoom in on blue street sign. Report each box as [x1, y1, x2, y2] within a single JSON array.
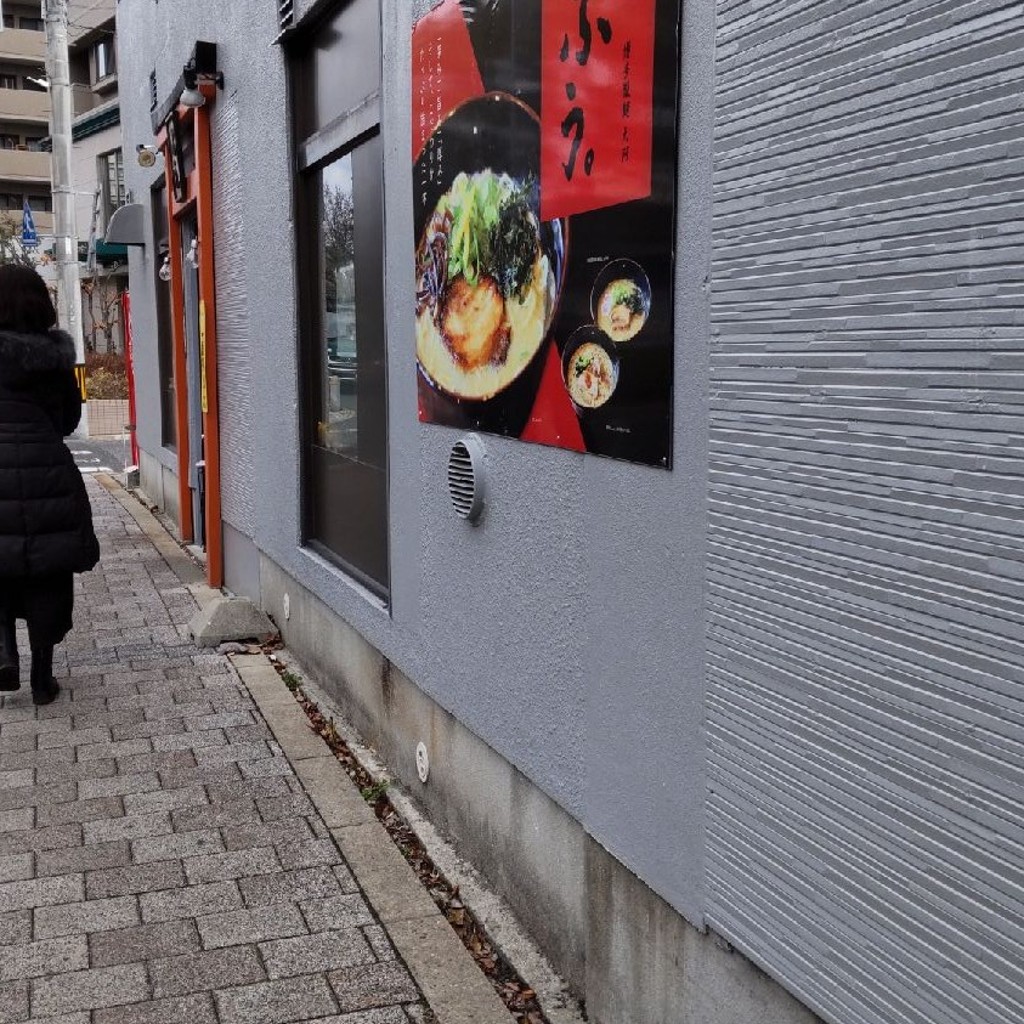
[[21, 198, 38, 249]]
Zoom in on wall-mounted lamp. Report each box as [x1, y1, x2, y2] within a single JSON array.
[[181, 62, 224, 109], [158, 256, 172, 282], [184, 239, 199, 271], [136, 144, 159, 168]]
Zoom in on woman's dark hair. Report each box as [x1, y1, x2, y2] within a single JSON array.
[[0, 264, 57, 333]]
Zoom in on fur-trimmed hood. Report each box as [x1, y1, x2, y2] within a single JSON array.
[[0, 329, 75, 385]]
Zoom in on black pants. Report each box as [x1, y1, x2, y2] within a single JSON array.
[[0, 574, 74, 648]]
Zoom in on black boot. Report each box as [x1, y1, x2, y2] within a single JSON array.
[[30, 644, 59, 706], [0, 611, 19, 690]]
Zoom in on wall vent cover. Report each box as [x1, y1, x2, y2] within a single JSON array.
[[447, 437, 485, 523], [278, 0, 294, 29]]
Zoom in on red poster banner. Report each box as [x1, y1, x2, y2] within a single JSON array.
[[412, 0, 485, 161], [540, 0, 656, 222]]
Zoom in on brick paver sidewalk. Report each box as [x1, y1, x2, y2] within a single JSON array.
[[0, 477, 429, 1024]]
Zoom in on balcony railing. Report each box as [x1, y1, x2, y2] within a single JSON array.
[[0, 29, 46, 62], [0, 88, 50, 122]]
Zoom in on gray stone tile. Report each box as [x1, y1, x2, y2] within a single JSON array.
[[327, 962, 419, 1014], [82, 812, 172, 845], [34, 895, 140, 938], [0, 769, 33, 791], [240, 758, 297, 780], [276, 838, 343, 871], [0, 874, 83, 913], [259, 928, 375, 979], [30, 963, 148, 1016], [122, 784, 208, 816], [0, 783, 76, 814], [299, 894, 375, 933], [93, 993, 217, 1024], [239, 866, 348, 907], [86, 859, 185, 899], [36, 796, 124, 827], [214, 975, 339, 1024], [77, 772, 159, 800], [194, 741, 272, 767], [0, 909, 31, 947], [0, 853, 33, 884], [0, 980, 28, 1024], [0, 807, 33, 833], [116, 750, 197, 774], [90, 919, 202, 968], [0, 936, 88, 982], [362, 924, 397, 961], [37, 727, 112, 750], [150, 944, 266, 998], [223, 819, 317, 852], [140, 881, 242, 923], [182, 846, 281, 884], [196, 903, 308, 949], [159, 764, 243, 790], [0, 822, 82, 857], [37, 840, 130, 878], [77, 739, 153, 763], [36, 758, 117, 787], [132, 828, 224, 864], [170, 799, 260, 832], [185, 710, 256, 732]]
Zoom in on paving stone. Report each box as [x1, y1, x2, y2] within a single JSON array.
[[77, 739, 153, 763], [37, 840, 130, 878], [259, 928, 375, 979], [0, 769, 33, 791], [90, 919, 202, 968], [362, 924, 397, 961], [0, 718, 71, 739], [256, 793, 317, 822], [239, 866, 349, 907], [87, 859, 186, 899], [37, 796, 124, 827], [0, 980, 28, 1024], [122, 784, 209, 816], [0, 783, 77, 813], [185, 710, 256, 732], [30, 963, 148, 1016], [133, 828, 224, 864], [0, 822, 81, 857], [140, 880, 242, 923], [305, 1010, 409, 1024], [77, 772, 159, 800], [35, 895, 140, 939], [206, 776, 292, 805], [0, 936, 88, 982], [299, 894, 375, 933], [110, 719, 186, 742], [116, 751, 197, 774], [214, 974, 339, 1024], [223, 819, 316, 852], [36, 759, 117, 787], [37, 728, 112, 750], [0, 874, 83, 913], [0, 853, 33, 884], [145, 701, 214, 722], [150, 944, 266, 998], [170, 799, 260, 831], [292, 757, 375, 829], [0, 747, 73, 772], [183, 846, 282, 884], [240, 758, 296, 780], [159, 764, 242, 790], [194, 741, 272, 767], [152, 731, 227, 753], [276, 838, 344, 871], [0, 910, 31, 946], [196, 903, 308, 949], [327, 962, 420, 1015], [82, 812, 172, 845], [0, 807, 33, 833], [92, 993, 218, 1024], [0, 735, 37, 755]]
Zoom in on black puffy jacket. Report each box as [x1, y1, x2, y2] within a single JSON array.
[[0, 328, 99, 578]]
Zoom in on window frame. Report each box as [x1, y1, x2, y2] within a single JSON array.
[[288, 0, 390, 600]]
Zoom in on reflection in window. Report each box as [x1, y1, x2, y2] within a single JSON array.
[[319, 151, 358, 455]]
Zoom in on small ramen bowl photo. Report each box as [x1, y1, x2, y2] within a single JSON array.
[[590, 258, 652, 344], [562, 326, 620, 411]]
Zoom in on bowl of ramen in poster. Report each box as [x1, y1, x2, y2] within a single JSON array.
[[414, 93, 567, 404], [590, 259, 652, 344], [562, 326, 620, 412]]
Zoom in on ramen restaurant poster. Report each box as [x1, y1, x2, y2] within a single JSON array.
[[413, 0, 680, 468]]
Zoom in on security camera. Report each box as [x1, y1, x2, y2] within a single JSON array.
[[136, 144, 159, 168]]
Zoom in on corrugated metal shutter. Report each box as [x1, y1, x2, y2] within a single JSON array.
[[706, 3, 1024, 1024], [212, 101, 256, 537]]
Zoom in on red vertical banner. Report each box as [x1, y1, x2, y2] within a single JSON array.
[[122, 291, 139, 467], [411, 0, 485, 161], [540, 0, 656, 222]]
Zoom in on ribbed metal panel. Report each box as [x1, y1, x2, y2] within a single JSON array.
[[707, 3, 1024, 1024], [211, 102, 256, 537]]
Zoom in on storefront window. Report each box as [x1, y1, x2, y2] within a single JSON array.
[[292, 0, 388, 596]]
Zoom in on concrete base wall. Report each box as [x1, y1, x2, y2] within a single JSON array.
[[137, 449, 181, 537], [259, 554, 821, 1024]]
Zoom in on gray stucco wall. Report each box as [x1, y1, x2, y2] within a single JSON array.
[[121, 0, 710, 929]]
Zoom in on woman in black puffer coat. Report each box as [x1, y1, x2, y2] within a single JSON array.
[[0, 265, 99, 705]]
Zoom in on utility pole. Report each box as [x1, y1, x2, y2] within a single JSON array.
[[43, 0, 88, 434]]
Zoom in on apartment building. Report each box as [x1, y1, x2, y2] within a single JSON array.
[[0, 2, 52, 242]]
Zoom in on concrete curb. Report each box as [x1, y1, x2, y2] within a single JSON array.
[[230, 654, 515, 1024]]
